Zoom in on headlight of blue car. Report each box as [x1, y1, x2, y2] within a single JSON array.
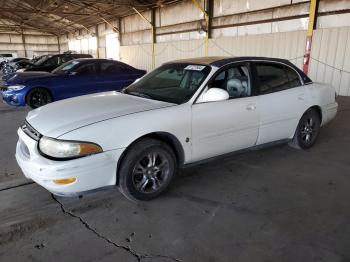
[[7, 85, 26, 91]]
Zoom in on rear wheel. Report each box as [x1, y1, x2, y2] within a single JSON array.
[[26, 88, 52, 109], [118, 138, 177, 201], [289, 108, 321, 149]]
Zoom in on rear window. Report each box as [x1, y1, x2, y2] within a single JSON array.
[[255, 62, 302, 94]]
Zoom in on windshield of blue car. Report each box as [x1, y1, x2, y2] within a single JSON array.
[[52, 60, 80, 75], [124, 63, 211, 104], [34, 55, 51, 66]]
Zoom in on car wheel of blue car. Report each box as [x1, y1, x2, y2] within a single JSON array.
[[26, 88, 52, 109]]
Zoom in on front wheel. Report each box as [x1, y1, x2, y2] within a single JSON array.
[[118, 138, 177, 201], [290, 108, 321, 149], [26, 88, 52, 109]]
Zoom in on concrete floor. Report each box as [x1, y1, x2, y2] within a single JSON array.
[[0, 97, 349, 262]]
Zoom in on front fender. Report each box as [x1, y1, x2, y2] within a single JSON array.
[[58, 104, 193, 163]]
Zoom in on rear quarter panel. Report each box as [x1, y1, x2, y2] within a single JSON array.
[[305, 82, 337, 125], [305, 82, 336, 106]]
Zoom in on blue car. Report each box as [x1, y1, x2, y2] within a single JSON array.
[[0, 58, 146, 108]]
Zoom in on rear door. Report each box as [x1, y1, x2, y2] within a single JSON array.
[[94, 61, 139, 92], [253, 62, 309, 144]]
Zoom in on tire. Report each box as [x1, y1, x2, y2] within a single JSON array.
[[118, 138, 177, 201], [289, 108, 321, 149], [26, 88, 52, 109]]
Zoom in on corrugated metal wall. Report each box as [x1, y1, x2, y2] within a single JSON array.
[[120, 27, 350, 96], [309, 27, 350, 96], [0, 32, 59, 57]]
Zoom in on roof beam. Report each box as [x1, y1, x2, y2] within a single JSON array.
[[0, 7, 98, 16]]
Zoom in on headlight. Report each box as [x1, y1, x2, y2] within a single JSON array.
[[39, 136, 103, 159], [7, 84, 25, 91]]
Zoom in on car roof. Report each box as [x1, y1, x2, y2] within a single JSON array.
[[168, 56, 295, 67], [71, 58, 119, 63], [167, 56, 312, 83], [50, 53, 91, 58]]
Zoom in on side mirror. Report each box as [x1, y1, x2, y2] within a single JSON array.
[[133, 78, 141, 84], [198, 88, 229, 103], [68, 71, 78, 76]]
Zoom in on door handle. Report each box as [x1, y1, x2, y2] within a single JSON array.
[[246, 103, 256, 111]]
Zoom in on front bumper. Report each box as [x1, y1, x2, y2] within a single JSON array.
[[16, 128, 124, 196], [1, 89, 26, 106]]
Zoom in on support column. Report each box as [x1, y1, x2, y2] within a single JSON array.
[[192, 0, 210, 56], [303, 0, 319, 75], [133, 7, 156, 69], [95, 25, 100, 58], [118, 18, 122, 47], [151, 8, 156, 69], [57, 35, 61, 53], [206, 0, 213, 39], [21, 32, 27, 57]]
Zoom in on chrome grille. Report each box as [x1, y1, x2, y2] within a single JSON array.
[[22, 121, 41, 141]]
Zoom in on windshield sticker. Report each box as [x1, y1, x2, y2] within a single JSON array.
[[184, 65, 206, 71]]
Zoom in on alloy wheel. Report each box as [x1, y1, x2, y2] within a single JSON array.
[[131, 152, 170, 194]]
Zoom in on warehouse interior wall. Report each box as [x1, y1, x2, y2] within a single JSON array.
[[2, 0, 348, 95], [0, 31, 59, 58]]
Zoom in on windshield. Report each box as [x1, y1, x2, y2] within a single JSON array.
[[124, 63, 211, 104], [52, 60, 80, 75], [34, 55, 51, 66]]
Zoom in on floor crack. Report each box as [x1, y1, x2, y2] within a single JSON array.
[[51, 194, 182, 262], [0, 181, 34, 192]]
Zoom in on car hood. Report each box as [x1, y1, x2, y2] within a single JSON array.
[[5, 71, 53, 84], [26, 91, 175, 138]]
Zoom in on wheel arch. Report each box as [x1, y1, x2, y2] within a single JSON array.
[[116, 131, 185, 185], [308, 105, 322, 123], [25, 86, 54, 104]]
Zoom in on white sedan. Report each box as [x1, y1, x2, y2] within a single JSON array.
[[15, 57, 338, 201]]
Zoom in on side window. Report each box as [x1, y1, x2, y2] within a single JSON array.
[[100, 62, 126, 74], [43, 57, 59, 67], [211, 64, 251, 99], [60, 56, 72, 64], [285, 66, 301, 88], [256, 63, 301, 94], [74, 63, 97, 75]]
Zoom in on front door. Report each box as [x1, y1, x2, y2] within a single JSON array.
[[191, 63, 259, 162], [58, 62, 98, 99]]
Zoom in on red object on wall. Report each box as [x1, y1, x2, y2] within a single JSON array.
[[303, 36, 313, 75]]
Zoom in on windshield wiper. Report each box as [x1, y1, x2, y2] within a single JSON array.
[[124, 90, 152, 99]]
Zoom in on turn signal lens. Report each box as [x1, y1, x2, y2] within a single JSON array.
[[80, 143, 102, 155], [53, 177, 76, 185]]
